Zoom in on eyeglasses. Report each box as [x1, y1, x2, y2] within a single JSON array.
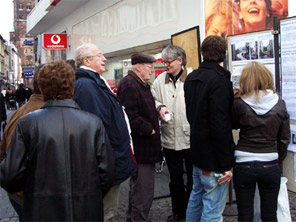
[[142, 64, 155, 69], [88, 53, 105, 59], [162, 59, 176, 65]]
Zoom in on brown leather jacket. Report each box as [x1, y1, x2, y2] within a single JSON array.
[[0, 94, 44, 162], [232, 98, 290, 163]]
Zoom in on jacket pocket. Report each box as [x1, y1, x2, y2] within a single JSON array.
[[183, 124, 190, 136]]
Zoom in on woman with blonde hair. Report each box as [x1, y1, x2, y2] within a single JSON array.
[[205, 0, 239, 37], [232, 61, 290, 221]]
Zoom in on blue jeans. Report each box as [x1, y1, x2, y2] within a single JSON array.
[[233, 160, 280, 222], [186, 166, 229, 222]]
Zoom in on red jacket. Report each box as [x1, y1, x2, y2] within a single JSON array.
[[117, 70, 161, 164]]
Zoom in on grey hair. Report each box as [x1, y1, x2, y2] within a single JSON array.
[[161, 45, 187, 66], [75, 43, 98, 68]]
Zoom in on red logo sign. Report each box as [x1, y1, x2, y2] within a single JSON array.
[[42, 33, 68, 50]]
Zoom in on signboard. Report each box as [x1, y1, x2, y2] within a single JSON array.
[[171, 26, 201, 70], [205, 0, 288, 38], [227, 30, 275, 88], [24, 69, 34, 79], [21, 38, 34, 47], [42, 33, 68, 50], [280, 16, 296, 121]]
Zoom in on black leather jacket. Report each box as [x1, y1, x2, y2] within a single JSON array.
[[0, 99, 114, 221], [232, 98, 290, 162]]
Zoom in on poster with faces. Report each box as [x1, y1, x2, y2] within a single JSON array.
[[205, 0, 288, 38]]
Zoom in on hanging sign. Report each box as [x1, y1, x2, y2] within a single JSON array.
[[42, 33, 68, 50]]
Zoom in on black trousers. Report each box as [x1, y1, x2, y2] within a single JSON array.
[[233, 160, 281, 222], [163, 148, 193, 217]]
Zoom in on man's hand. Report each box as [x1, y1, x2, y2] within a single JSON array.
[[159, 106, 170, 120], [217, 170, 232, 184], [151, 129, 156, 135]]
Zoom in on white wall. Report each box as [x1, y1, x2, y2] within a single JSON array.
[[37, 0, 204, 62]]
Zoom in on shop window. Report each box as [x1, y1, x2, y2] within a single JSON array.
[[46, 49, 67, 63], [114, 69, 123, 87]]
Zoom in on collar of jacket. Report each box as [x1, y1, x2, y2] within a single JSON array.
[[128, 70, 149, 88], [165, 68, 187, 84], [41, 99, 80, 110], [29, 94, 43, 101], [75, 68, 117, 99], [197, 61, 231, 80]]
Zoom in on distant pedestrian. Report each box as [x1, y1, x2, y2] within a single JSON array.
[[117, 53, 161, 222], [0, 60, 115, 221], [25, 87, 32, 101], [74, 43, 137, 222], [184, 35, 235, 222], [15, 84, 26, 108], [0, 92, 7, 140], [151, 45, 192, 222], [232, 61, 290, 221]]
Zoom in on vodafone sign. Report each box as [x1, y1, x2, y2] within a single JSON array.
[[42, 33, 68, 50]]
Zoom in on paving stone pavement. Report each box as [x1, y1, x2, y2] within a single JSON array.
[[1, 173, 296, 222]]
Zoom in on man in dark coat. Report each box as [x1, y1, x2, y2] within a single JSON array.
[[15, 83, 26, 108], [0, 60, 114, 221], [74, 43, 137, 221], [184, 36, 234, 221], [117, 53, 161, 221]]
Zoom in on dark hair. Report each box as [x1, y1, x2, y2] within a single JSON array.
[[66, 59, 76, 70], [38, 60, 75, 101], [33, 64, 44, 94], [161, 45, 187, 66], [201, 35, 226, 63]]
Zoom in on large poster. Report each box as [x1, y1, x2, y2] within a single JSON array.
[[171, 26, 201, 70], [228, 30, 275, 87], [205, 0, 288, 37], [280, 16, 296, 121]]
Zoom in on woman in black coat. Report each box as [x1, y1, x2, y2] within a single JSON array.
[[0, 61, 115, 221]]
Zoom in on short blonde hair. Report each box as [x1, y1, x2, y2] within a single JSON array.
[[238, 61, 274, 101]]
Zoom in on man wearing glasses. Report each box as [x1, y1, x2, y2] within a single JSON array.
[[74, 43, 137, 222], [151, 45, 192, 222], [117, 53, 161, 222]]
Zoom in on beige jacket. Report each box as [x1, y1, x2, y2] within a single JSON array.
[[151, 69, 190, 151]]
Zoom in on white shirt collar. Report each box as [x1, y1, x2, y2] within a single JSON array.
[[80, 65, 98, 74]]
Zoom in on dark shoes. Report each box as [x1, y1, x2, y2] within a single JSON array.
[[167, 213, 185, 222]]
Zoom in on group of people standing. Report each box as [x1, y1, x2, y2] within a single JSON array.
[[0, 35, 291, 222]]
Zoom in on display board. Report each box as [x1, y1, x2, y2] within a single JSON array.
[[227, 30, 276, 87], [280, 16, 296, 121], [171, 26, 201, 70], [280, 16, 296, 165]]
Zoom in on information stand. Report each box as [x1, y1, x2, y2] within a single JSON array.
[[279, 16, 296, 192]]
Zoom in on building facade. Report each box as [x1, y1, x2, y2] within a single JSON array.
[[10, 0, 35, 88]]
